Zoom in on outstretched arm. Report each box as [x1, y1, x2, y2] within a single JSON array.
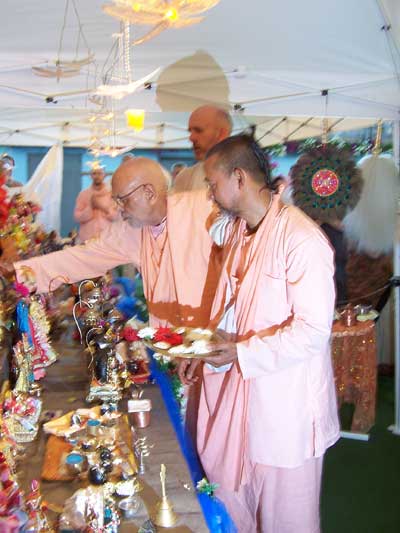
[[14, 220, 142, 293]]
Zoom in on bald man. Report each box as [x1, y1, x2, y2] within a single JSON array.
[[74, 167, 118, 242], [14, 157, 218, 329], [174, 105, 232, 193]]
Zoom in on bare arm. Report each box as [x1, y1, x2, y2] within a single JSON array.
[[14, 220, 142, 293]]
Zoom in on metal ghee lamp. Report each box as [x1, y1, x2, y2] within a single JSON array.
[[73, 280, 105, 343]]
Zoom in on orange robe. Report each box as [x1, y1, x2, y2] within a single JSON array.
[[16, 188, 219, 329], [198, 198, 340, 530], [74, 185, 118, 242]]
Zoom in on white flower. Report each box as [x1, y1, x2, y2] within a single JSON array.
[[137, 327, 157, 339], [196, 478, 208, 490]]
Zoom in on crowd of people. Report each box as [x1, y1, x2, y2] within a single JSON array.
[[1, 105, 341, 533]]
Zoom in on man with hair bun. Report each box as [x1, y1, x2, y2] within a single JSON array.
[[180, 134, 340, 532]]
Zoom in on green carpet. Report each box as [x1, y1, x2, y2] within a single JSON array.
[[321, 377, 400, 532]]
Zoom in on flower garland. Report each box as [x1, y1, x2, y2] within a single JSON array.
[[0, 194, 41, 254]]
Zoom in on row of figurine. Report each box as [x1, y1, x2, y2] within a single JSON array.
[[0, 444, 54, 532], [0, 282, 176, 531], [0, 271, 150, 444], [72, 277, 150, 406]]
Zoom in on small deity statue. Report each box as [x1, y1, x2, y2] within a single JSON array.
[[86, 328, 123, 404], [13, 338, 33, 395], [24, 479, 54, 532]]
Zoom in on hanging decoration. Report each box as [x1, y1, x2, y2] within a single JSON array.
[[96, 21, 159, 99], [125, 109, 145, 131], [86, 160, 105, 172], [95, 67, 159, 99], [87, 99, 136, 158], [102, 0, 221, 44], [32, 0, 94, 81], [343, 121, 400, 255], [290, 143, 363, 223]]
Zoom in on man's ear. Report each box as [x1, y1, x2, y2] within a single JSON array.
[[218, 127, 229, 143], [143, 183, 156, 202], [233, 167, 246, 189]]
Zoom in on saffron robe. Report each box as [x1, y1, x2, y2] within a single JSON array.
[[198, 197, 340, 492], [74, 185, 118, 242], [16, 188, 219, 329]]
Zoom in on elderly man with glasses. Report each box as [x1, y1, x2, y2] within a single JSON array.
[[14, 156, 219, 331]]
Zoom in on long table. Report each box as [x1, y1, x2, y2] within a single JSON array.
[[16, 338, 211, 532]]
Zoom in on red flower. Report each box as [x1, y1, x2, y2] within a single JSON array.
[[122, 327, 140, 342], [154, 328, 183, 346], [14, 282, 30, 298]]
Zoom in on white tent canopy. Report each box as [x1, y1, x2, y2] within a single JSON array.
[[0, 0, 399, 148]]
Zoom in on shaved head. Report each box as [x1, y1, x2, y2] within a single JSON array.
[[90, 167, 105, 188], [113, 157, 169, 193], [190, 105, 232, 132], [188, 105, 232, 161], [112, 157, 170, 227]]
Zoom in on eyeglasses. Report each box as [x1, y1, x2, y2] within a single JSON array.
[[113, 183, 145, 208]]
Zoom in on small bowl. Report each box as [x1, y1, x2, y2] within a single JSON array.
[[87, 419, 101, 436], [65, 453, 88, 475], [118, 496, 140, 520], [354, 304, 372, 316]]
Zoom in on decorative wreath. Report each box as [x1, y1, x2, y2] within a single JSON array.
[[290, 144, 363, 222]]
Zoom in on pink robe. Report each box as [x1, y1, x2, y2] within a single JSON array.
[[16, 188, 219, 329], [198, 197, 340, 494], [16, 182, 220, 443], [74, 185, 118, 242]]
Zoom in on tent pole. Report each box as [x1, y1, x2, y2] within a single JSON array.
[[389, 119, 400, 435]]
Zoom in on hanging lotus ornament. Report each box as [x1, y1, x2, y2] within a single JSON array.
[[95, 67, 160, 99], [95, 21, 160, 99], [102, 0, 221, 44], [32, 0, 94, 80], [32, 61, 81, 81]]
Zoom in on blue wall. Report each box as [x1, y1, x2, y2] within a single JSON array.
[[0, 145, 199, 235], [0, 145, 295, 189], [0, 144, 297, 235]]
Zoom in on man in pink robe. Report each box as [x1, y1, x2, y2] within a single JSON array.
[[14, 158, 218, 331], [74, 167, 118, 242], [180, 135, 340, 532]]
